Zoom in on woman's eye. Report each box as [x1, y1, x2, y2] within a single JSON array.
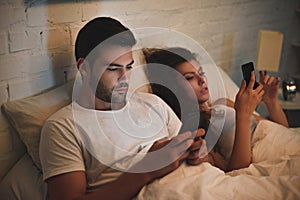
[[185, 76, 194, 80]]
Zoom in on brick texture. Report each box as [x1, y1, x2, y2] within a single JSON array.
[[0, 0, 298, 100], [9, 30, 39, 52], [0, 32, 8, 55]]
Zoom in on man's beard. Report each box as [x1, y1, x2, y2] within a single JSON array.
[[91, 78, 128, 104]]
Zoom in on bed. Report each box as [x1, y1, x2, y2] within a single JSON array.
[[135, 65, 300, 199], [136, 119, 300, 199], [0, 66, 299, 199]]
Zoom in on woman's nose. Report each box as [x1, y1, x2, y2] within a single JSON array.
[[197, 76, 205, 85]]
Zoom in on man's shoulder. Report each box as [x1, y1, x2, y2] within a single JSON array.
[[41, 103, 76, 141], [129, 92, 164, 104], [47, 103, 73, 122]]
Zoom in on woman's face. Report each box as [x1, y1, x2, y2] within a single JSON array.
[[175, 60, 210, 104]]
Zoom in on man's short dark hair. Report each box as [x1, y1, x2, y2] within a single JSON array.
[[75, 17, 136, 62]]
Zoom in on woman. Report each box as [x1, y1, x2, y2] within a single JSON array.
[[144, 47, 288, 171]]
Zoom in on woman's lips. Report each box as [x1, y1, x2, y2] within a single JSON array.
[[200, 87, 209, 95]]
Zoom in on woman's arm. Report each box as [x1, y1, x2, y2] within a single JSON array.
[[225, 99, 265, 122], [259, 71, 289, 127], [227, 72, 264, 171], [222, 94, 286, 126], [265, 100, 288, 127]]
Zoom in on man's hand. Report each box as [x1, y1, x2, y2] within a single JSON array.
[[132, 132, 194, 181], [186, 128, 209, 165]]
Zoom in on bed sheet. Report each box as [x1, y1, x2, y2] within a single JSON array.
[[136, 120, 300, 200]]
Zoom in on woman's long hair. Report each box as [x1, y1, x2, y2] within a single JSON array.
[[144, 47, 211, 133]]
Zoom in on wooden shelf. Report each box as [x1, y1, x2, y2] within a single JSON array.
[[290, 74, 300, 80], [292, 42, 300, 48], [278, 89, 300, 110]]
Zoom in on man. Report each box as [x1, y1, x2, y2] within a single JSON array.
[[39, 17, 205, 200]]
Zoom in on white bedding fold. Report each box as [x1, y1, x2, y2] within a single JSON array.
[[136, 120, 300, 200]]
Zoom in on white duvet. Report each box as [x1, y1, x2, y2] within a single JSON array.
[[136, 120, 300, 200]]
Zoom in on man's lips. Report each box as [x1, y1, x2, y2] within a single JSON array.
[[115, 87, 128, 93], [115, 82, 129, 93]]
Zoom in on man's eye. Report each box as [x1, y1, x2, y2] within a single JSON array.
[[126, 65, 133, 69], [107, 67, 118, 71]]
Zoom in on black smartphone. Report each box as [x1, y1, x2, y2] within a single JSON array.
[[241, 62, 259, 89]]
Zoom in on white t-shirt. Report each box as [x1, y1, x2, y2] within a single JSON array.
[[39, 92, 181, 191]]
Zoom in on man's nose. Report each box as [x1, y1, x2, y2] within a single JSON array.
[[119, 68, 129, 81]]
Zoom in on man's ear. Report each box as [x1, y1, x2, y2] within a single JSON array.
[[77, 58, 90, 77]]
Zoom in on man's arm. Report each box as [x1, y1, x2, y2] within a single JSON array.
[[46, 170, 150, 200], [46, 132, 194, 200], [186, 128, 208, 166]]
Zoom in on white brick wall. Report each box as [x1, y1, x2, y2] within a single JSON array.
[[0, 82, 8, 103], [0, 0, 299, 181], [27, 5, 48, 27], [42, 26, 71, 50], [47, 3, 82, 24], [0, 7, 25, 29], [0, 55, 24, 80], [0, 32, 8, 55], [0, 0, 298, 101], [9, 30, 39, 52]]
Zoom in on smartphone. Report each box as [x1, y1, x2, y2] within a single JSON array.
[[241, 62, 259, 89]]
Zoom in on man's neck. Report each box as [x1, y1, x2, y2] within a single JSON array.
[[76, 88, 126, 111], [94, 97, 126, 111]]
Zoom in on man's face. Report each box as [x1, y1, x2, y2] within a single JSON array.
[[89, 45, 134, 104]]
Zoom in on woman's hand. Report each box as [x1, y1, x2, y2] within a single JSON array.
[[258, 71, 289, 127], [234, 71, 264, 118], [259, 70, 280, 105]]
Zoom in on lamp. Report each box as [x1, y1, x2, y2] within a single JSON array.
[[256, 30, 296, 101], [282, 78, 297, 101], [256, 30, 283, 73]]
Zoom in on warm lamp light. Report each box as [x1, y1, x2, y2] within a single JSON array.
[[256, 30, 283, 73], [282, 78, 297, 101], [256, 30, 296, 101]]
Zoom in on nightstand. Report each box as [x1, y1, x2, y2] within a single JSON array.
[[278, 89, 300, 127], [256, 89, 300, 127]]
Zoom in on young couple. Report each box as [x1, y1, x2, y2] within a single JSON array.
[[39, 17, 288, 200]]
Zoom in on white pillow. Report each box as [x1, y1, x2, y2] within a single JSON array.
[[0, 113, 26, 181], [1, 81, 73, 170], [217, 67, 239, 102], [0, 154, 46, 199]]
